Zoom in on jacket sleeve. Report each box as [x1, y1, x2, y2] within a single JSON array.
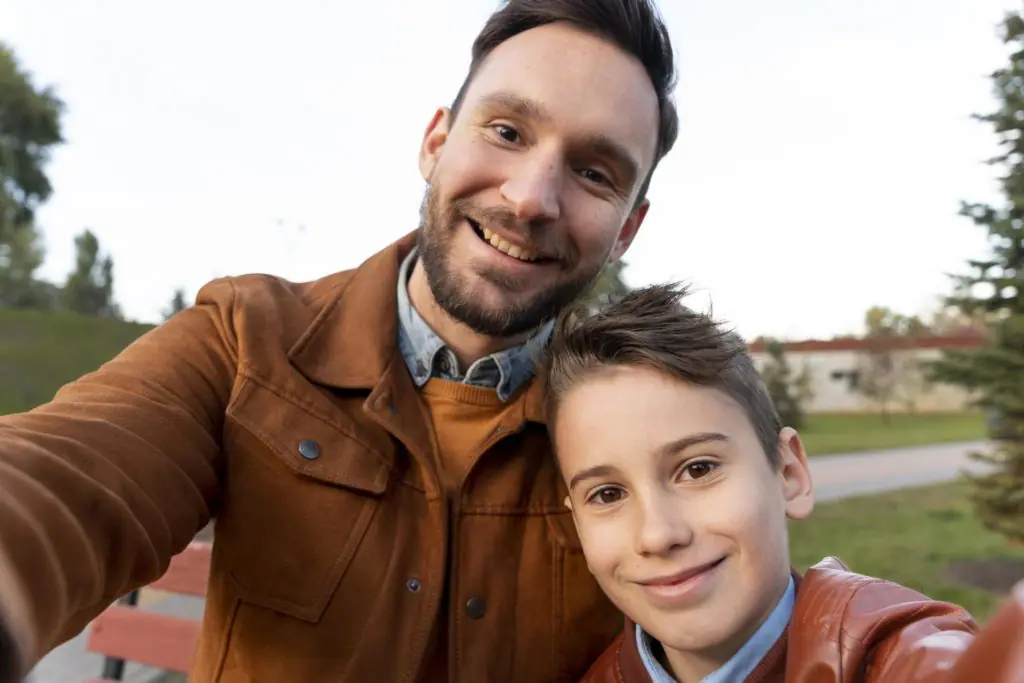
[[855, 580, 979, 682], [0, 278, 240, 680], [941, 580, 1023, 683]]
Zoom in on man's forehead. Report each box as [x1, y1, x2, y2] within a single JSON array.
[[461, 23, 660, 167]]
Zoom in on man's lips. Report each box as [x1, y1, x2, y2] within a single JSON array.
[[467, 218, 553, 263], [636, 557, 726, 587]]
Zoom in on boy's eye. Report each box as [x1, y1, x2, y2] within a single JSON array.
[[588, 486, 625, 506], [682, 460, 718, 480]]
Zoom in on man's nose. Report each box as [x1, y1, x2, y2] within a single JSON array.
[[500, 156, 562, 224], [633, 492, 693, 557]]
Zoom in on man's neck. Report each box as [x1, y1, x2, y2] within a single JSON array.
[[407, 259, 533, 368]]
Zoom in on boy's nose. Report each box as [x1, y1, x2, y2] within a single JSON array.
[[633, 494, 693, 557]]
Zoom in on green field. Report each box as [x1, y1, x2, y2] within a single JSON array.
[[789, 480, 1024, 621], [0, 307, 153, 414], [799, 412, 986, 456]]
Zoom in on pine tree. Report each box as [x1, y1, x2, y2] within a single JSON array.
[[582, 259, 631, 312], [928, 11, 1024, 543], [162, 287, 188, 321], [759, 339, 812, 430]]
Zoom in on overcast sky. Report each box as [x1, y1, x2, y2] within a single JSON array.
[[1, 0, 1017, 339]]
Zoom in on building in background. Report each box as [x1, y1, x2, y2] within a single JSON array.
[[748, 334, 986, 414]]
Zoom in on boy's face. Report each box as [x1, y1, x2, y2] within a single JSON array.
[[554, 365, 814, 672]]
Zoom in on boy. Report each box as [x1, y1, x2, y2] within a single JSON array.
[[541, 282, 1019, 683]]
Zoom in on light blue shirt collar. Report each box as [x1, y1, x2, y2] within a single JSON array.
[[395, 247, 552, 402], [637, 576, 796, 683]]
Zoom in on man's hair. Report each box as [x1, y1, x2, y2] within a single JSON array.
[[542, 283, 784, 467], [451, 0, 679, 206]]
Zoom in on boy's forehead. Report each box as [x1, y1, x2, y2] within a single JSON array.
[[554, 367, 752, 463]]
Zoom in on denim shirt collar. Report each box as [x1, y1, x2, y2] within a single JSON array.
[[396, 247, 552, 402], [636, 576, 796, 683]]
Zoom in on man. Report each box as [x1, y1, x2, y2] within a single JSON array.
[[0, 0, 679, 681]]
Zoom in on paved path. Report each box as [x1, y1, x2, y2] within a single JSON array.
[[809, 440, 990, 502], [28, 439, 993, 682]]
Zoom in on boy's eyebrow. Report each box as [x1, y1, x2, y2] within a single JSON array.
[[654, 432, 730, 458], [568, 465, 618, 492], [566, 434, 729, 492]]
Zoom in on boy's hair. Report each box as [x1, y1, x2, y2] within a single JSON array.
[[542, 283, 784, 467], [451, 0, 679, 208]]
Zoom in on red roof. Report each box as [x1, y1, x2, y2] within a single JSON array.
[[747, 334, 986, 353]]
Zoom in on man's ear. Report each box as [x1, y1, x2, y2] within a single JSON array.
[[419, 107, 452, 180], [608, 199, 649, 261], [778, 427, 814, 520]]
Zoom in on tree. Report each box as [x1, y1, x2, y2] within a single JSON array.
[[759, 339, 813, 429], [927, 10, 1024, 544], [61, 229, 120, 318], [0, 42, 64, 243], [0, 223, 57, 309], [582, 259, 631, 311], [856, 306, 932, 420], [162, 287, 188, 321]]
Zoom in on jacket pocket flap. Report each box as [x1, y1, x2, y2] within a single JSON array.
[[226, 377, 390, 495]]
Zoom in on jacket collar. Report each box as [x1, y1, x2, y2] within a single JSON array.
[[287, 230, 548, 425], [288, 232, 416, 390]]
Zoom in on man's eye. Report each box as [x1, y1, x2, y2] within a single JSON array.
[[493, 124, 520, 143], [579, 168, 610, 186]]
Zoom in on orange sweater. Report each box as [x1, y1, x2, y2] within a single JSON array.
[[418, 378, 521, 678]]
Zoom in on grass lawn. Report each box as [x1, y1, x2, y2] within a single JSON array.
[[788, 479, 1024, 621], [799, 412, 986, 456]]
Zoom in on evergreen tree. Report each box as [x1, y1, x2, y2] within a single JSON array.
[[162, 287, 188, 321], [582, 259, 631, 312], [929, 11, 1024, 543], [759, 339, 812, 430]]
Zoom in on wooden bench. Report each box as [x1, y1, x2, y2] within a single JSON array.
[[84, 541, 212, 682]]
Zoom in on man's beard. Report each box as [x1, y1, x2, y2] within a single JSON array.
[[416, 183, 604, 338]]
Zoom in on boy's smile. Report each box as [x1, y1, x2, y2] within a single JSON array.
[[555, 364, 814, 681], [633, 555, 727, 609]]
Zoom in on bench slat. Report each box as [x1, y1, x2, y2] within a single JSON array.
[[148, 541, 212, 597], [86, 605, 200, 673]]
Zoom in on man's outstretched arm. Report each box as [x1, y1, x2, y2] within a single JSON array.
[[0, 278, 240, 680]]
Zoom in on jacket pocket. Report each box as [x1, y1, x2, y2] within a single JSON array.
[[218, 376, 393, 623]]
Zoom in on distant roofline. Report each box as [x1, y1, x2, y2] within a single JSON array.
[[747, 333, 986, 353]]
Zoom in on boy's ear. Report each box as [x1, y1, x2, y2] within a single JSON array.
[[778, 427, 814, 520]]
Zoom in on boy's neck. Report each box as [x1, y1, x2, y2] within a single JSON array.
[[660, 572, 793, 682]]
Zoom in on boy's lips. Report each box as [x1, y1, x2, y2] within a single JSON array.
[[637, 557, 726, 587], [633, 557, 727, 608]]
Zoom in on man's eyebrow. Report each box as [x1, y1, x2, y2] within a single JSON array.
[[654, 432, 730, 459], [567, 464, 618, 492], [477, 91, 551, 123]]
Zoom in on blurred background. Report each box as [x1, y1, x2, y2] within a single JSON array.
[[3, 1, 1024, 681]]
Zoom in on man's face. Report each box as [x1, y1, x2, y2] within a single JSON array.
[[416, 22, 659, 337], [554, 366, 814, 677]]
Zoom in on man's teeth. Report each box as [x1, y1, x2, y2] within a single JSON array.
[[480, 226, 539, 262]]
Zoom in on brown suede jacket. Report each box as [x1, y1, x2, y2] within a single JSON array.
[[0, 233, 621, 682], [579, 557, 1024, 683]]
